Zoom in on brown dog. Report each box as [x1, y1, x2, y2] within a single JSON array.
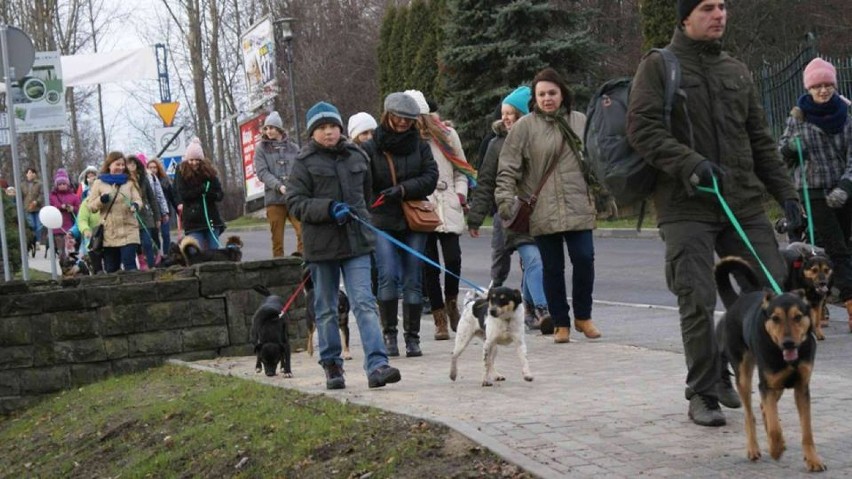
[[715, 256, 825, 472], [782, 242, 833, 340]]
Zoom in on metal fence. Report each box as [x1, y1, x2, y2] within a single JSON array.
[[757, 40, 852, 139]]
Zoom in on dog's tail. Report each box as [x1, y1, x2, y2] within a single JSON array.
[[715, 256, 762, 309], [179, 236, 202, 260]]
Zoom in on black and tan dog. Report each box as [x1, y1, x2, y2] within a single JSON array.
[[715, 256, 825, 472], [782, 242, 833, 340], [59, 252, 92, 278], [302, 269, 352, 360], [250, 286, 292, 378], [160, 236, 243, 267]]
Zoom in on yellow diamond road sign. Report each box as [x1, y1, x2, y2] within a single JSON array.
[[153, 102, 180, 127]]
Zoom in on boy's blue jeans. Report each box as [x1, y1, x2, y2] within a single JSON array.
[[308, 254, 389, 374]]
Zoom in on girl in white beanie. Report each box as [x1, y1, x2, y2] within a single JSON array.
[[347, 112, 378, 145]]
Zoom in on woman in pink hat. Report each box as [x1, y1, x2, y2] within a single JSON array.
[[174, 138, 225, 250], [779, 57, 852, 333]]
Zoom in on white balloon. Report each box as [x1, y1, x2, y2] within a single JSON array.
[[39, 205, 64, 229]]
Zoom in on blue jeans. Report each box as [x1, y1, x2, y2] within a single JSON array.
[[161, 218, 171, 249], [518, 243, 547, 308], [102, 244, 139, 273], [534, 230, 595, 327], [187, 229, 221, 250], [139, 227, 158, 266], [308, 254, 388, 374], [26, 212, 43, 243], [374, 229, 427, 304]]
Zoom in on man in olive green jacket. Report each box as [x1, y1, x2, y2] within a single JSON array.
[[626, 0, 802, 428]]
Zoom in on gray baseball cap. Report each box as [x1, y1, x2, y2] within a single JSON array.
[[383, 92, 420, 120]]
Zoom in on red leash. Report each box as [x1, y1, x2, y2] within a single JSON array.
[[279, 271, 311, 318]]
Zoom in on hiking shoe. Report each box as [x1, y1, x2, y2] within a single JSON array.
[[688, 394, 726, 427], [523, 302, 537, 330], [718, 371, 742, 409], [323, 363, 346, 390], [368, 365, 401, 388]]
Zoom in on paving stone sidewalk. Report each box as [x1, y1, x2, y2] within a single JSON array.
[[186, 302, 852, 479]]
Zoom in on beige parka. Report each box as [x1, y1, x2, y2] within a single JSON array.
[[495, 110, 595, 236], [87, 179, 143, 247]]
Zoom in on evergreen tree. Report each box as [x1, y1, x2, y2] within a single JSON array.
[[409, 0, 448, 100], [639, 0, 677, 50], [441, 0, 602, 163], [377, 5, 399, 99], [402, 0, 432, 92]]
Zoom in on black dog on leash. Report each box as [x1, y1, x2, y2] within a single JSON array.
[[251, 286, 292, 377]]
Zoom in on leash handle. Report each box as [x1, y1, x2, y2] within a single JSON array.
[[350, 212, 487, 293], [794, 137, 816, 245], [697, 176, 782, 294], [280, 272, 311, 318]]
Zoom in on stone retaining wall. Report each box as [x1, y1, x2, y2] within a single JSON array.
[[0, 258, 306, 414]]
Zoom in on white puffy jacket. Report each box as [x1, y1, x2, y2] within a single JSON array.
[[426, 127, 468, 235]]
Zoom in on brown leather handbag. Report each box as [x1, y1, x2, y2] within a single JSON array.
[[384, 153, 442, 232]]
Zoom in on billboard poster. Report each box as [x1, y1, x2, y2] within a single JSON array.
[[240, 113, 267, 202], [241, 16, 277, 111], [12, 51, 66, 133]]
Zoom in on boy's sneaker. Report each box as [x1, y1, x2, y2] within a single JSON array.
[[687, 393, 726, 427], [323, 363, 345, 390], [368, 365, 401, 388]]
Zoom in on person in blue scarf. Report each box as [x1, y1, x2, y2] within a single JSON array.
[[779, 57, 852, 333], [87, 152, 143, 273]]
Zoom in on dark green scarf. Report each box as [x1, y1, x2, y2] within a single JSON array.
[[534, 105, 600, 191]]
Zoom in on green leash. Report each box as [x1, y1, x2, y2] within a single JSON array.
[[697, 176, 782, 294], [201, 180, 222, 248], [795, 137, 816, 245]]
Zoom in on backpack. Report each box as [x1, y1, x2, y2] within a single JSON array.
[[583, 48, 684, 206]]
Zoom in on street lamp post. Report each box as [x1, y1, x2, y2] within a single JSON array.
[[274, 18, 300, 146]]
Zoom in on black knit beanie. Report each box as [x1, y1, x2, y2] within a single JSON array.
[[678, 0, 703, 23]]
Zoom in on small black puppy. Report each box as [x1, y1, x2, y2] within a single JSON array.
[[251, 286, 292, 378], [303, 269, 352, 359]]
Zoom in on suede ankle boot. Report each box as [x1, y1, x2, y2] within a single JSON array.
[[575, 319, 602, 339], [445, 295, 460, 332], [432, 308, 450, 340], [846, 299, 852, 333]]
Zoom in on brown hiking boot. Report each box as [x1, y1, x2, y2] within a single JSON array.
[[554, 326, 570, 343], [433, 309, 450, 340], [575, 319, 602, 339], [446, 296, 460, 332]]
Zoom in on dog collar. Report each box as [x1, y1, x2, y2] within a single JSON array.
[[792, 259, 803, 270]]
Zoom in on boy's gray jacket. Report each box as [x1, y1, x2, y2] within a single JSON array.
[[627, 28, 796, 225], [254, 137, 300, 206], [285, 140, 375, 262]]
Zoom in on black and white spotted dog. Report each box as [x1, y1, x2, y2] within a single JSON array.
[[449, 286, 533, 387]]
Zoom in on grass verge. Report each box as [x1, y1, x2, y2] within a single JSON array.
[[0, 365, 531, 478]]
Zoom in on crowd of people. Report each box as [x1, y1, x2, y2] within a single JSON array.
[[6, 0, 849, 425]]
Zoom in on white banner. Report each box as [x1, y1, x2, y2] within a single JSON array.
[[241, 16, 278, 111], [12, 51, 65, 133], [61, 48, 157, 87]]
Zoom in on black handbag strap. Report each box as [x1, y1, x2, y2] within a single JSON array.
[[100, 186, 120, 221], [529, 141, 565, 204]]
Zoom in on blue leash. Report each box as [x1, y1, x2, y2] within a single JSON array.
[[349, 214, 487, 293]]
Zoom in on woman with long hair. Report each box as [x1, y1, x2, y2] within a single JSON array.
[[125, 154, 161, 269], [87, 151, 143, 273], [779, 57, 852, 333], [174, 138, 225, 250], [496, 67, 602, 344], [146, 158, 176, 250], [404, 90, 473, 339], [360, 92, 438, 357]]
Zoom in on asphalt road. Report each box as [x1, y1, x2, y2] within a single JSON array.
[[236, 226, 850, 380]]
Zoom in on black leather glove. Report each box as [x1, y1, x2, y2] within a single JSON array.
[[783, 199, 803, 232], [329, 201, 351, 225], [780, 139, 807, 161], [689, 160, 725, 190], [379, 185, 404, 200], [100, 193, 111, 204]]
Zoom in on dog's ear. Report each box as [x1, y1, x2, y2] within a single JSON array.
[[512, 289, 523, 308], [760, 291, 775, 310]]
